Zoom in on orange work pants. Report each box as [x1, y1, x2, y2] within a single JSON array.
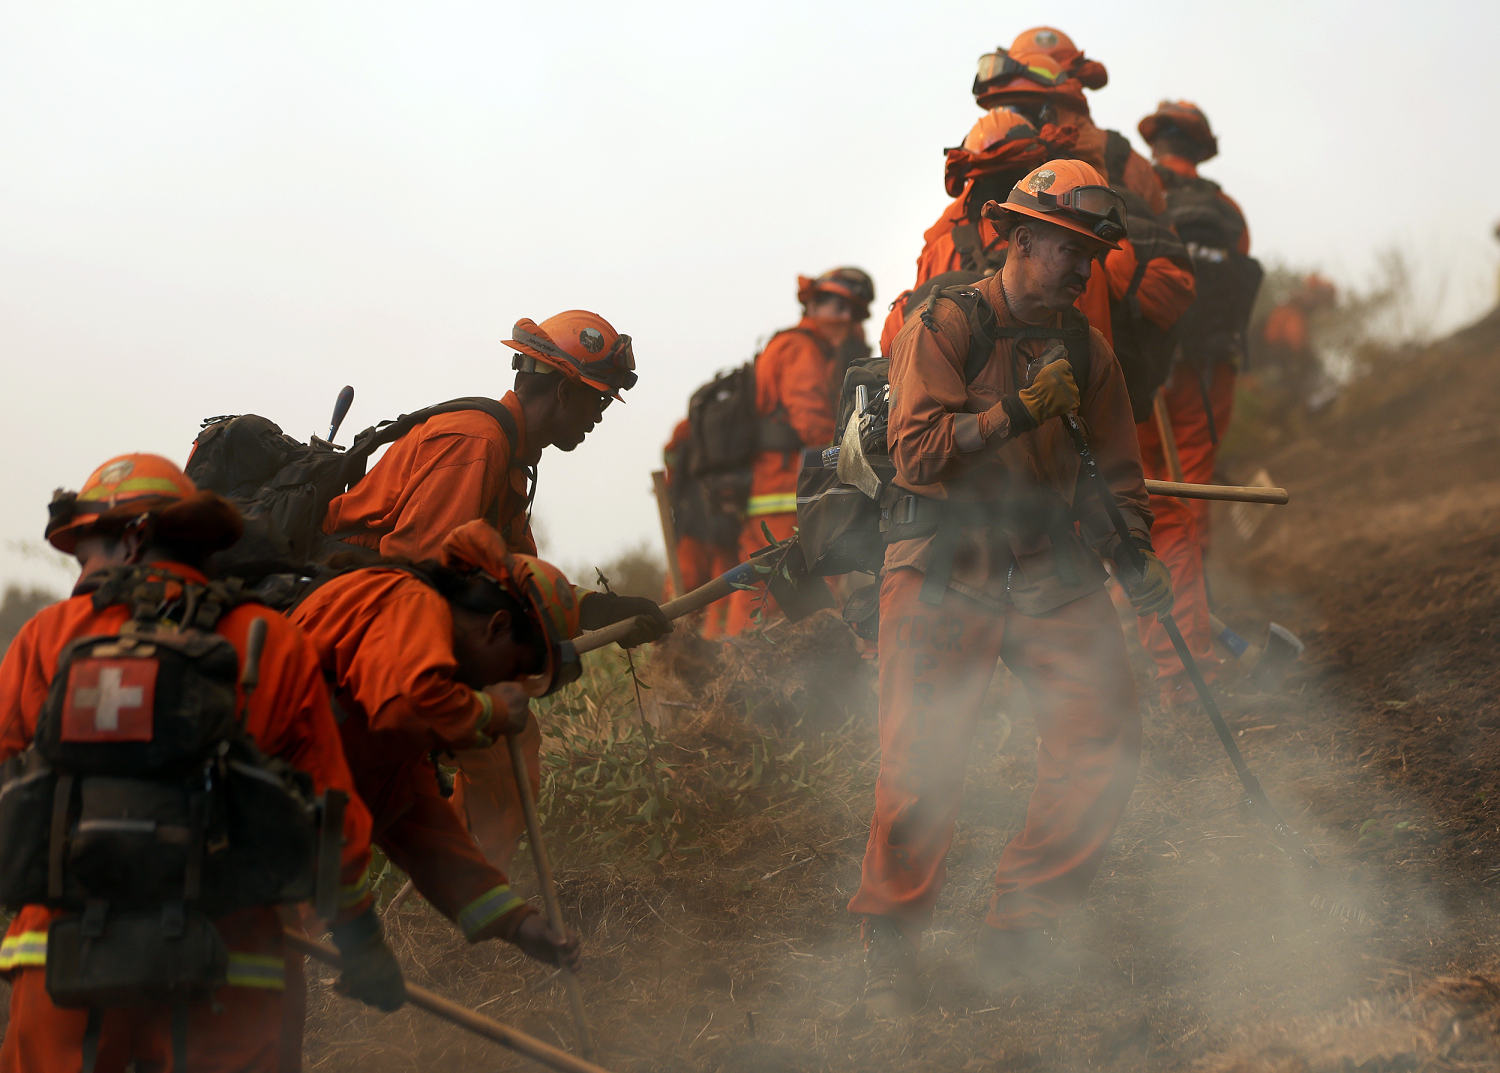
[[451, 713, 542, 871], [1, 967, 285, 1073], [724, 512, 797, 636], [674, 535, 735, 639], [849, 568, 1141, 933], [1135, 360, 1237, 684]]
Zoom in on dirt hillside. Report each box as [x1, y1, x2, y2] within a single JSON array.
[[298, 307, 1500, 1073]]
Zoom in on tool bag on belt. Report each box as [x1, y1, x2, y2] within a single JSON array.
[[187, 396, 516, 579], [0, 566, 344, 1026], [1103, 131, 1193, 422], [797, 283, 1092, 604], [685, 329, 833, 523], [1158, 169, 1263, 368]]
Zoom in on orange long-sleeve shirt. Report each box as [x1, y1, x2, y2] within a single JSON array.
[[323, 392, 535, 559], [745, 319, 840, 517], [884, 275, 1151, 616], [0, 563, 374, 989], [289, 567, 530, 940]]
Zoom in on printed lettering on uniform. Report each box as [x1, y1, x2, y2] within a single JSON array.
[[62, 658, 157, 742]]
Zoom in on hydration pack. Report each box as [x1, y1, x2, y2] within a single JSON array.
[[683, 329, 830, 525], [795, 284, 1091, 582], [1103, 131, 1193, 421], [0, 567, 345, 1018], [187, 396, 517, 578], [1157, 169, 1264, 367]]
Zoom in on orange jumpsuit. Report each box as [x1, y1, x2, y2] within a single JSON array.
[[1134, 155, 1252, 693], [323, 391, 537, 558], [0, 563, 374, 1073], [663, 420, 735, 637], [724, 320, 840, 635], [848, 275, 1149, 935], [289, 568, 536, 941], [322, 391, 545, 867]]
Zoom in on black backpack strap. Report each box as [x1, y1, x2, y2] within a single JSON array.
[[352, 396, 517, 462], [989, 309, 1093, 390], [917, 285, 1000, 385], [1104, 130, 1133, 187]]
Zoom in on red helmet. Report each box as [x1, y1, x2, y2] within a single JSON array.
[[943, 108, 1078, 198], [982, 159, 1125, 250], [1008, 26, 1108, 90], [971, 49, 1085, 111], [46, 453, 242, 555], [1138, 100, 1219, 162], [440, 520, 582, 697], [797, 268, 871, 320], [503, 310, 638, 401]]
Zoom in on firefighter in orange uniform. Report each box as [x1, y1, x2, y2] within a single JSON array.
[[972, 37, 1197, 364], [323, 312, 668, 868], [724, 269, 872, 635], [662, 419, 736, 637], [849, 163, 1172, 1012], [0, 454, 399, 1073], [1257, 273, 1337, 417], [1135, 100, 1262, 704], [289, 521, 582, 968]]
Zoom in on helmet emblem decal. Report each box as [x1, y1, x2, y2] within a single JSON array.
[[579, 328, 605, 354], [1035, 30, 1058, 48], [1028, 169, 1057, 193], [98, 460, 134, 486]]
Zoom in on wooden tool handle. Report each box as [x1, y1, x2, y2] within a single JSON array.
[[283, 931, 617, 1073], [1144, 479, 1289, 505]]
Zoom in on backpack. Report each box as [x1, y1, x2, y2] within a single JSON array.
[[187, 397, 518, 577], [796, 284, 1091, 581], [0, 567, 344, 1025], [1104, 131, 1193, 421], [1158, 169, 1264, 367], [683, 329, 830, 523]]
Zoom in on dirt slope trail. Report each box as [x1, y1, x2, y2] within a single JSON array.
[[301, 311, 1500, 1073]]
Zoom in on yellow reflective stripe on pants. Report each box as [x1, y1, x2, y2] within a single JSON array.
[[746, 493, 797, 518], [226, 952, 286, 991], [0, 931, 48, 970], [457, 885, 524, 939], [340, 863, 372, 911]]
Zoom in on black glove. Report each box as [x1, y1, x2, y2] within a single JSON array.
[[330, 909, 406, 1011], [1112, 534, 1174, 618], [578, 592, 672, 648]]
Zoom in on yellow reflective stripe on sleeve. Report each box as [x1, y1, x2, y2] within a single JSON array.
[[472, 689, 495, 747], [0, 931, 49, 969], [457, 885, 525, 939], [339, 863, 372, 910], [746, 493, 798, 517], [226, 952, 286, 991]]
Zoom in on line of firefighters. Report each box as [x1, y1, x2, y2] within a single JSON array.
[[0, 24, 1337, 1069]]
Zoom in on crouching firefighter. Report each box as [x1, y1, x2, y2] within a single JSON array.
[[848, 162, 1173, 1013], [0, 453, 403, 1073], [288, 520, 582, 969]]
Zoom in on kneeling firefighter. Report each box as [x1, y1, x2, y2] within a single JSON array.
[[848, 162, 1173, 1013], [0, 453, 401, 1073], [288, 520, 582, 969]]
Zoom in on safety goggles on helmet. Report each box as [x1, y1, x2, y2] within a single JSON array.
[[509, 325, 639, 394], [1011, 184, 1127, 243], [975, 50, 1068, 89]]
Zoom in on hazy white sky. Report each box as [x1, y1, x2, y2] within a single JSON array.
[[3, 0, 1497, 591]]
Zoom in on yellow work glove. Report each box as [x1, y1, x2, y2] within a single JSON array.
[[1017, 358, 1080, 426], [1116, 537, 1174, 618]]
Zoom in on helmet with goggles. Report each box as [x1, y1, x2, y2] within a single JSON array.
[[982, 159, 1127, 249], [797, 269, 871, 320], [1008, 26, 1109, 90], [972, 49, 1084, 111], [46, 452, 243, 555], [503, 310, 638, 402]]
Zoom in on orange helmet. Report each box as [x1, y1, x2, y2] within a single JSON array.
[[1138, 100, 1219, 162], [503, 310, 638, 401], [797, 268, 871, 320], [46, 452, 242, 555], [440, 520, 582, 697], [982, 159, 1126, 249], [943, 108, 1078, 197], [1009, 26, 1108, 90], [971, 49, 1085, 111]]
